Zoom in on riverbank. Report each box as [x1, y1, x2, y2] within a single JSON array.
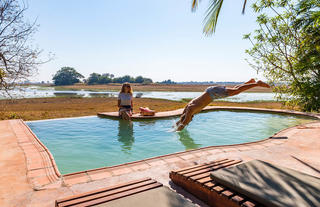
[[53, 83, 273, 92], [0, 97, 290, 121]]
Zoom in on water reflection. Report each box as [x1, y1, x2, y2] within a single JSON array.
[[137, 120, 156, 127], [117, 120, 134, 153], [177, 130, 201, 150]]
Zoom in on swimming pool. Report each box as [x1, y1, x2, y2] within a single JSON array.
[[27, 111, 315, 174]]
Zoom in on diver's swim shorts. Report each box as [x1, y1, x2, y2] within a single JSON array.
[[205, 86, 229, 100]]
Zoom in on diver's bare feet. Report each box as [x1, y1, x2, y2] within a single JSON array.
[[245, 78, 256, 84], [257, 80, 270, 88]]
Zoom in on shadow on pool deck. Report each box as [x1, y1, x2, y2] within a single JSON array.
[[291, 155, 320, 174]]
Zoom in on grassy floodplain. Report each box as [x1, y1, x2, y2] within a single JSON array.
[[1, 98, 289, 121]]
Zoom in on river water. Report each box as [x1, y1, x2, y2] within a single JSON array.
[[0, 86, 277, 102]]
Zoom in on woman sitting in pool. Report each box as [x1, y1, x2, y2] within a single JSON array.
[[176, 79, 270, 131], [118, 82, 133, 120]]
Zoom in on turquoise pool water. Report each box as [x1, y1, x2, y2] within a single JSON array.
[[27, 111, 314, 174]]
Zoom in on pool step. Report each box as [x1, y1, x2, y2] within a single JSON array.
[[55, 178, 162, 207]]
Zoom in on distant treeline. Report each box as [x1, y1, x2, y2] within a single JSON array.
[[86, 73, 153, 85], [53, 67, 236, 86], [158, 79, 176, 84], [52, 67, 155, 86]]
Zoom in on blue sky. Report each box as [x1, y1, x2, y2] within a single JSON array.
[[26, 0, 264, 82]]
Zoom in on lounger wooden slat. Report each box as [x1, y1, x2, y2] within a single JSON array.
[[189, 172, 211, 181], [197, 176, 212, 184], [221, 190, 234, 198], [188, 160, 242, 182], [55, 178, 163, 207], [169, 159, 261, 207], [203, 181, 216, 189], [173, 158, 229, 174], [241, 201, 258, 207], [230, 195, 245, 205], [174, 158, 233, 175], [212, 185, 225, 193], [182, 159, 242, 179]]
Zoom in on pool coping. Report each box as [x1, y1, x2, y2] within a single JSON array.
[[11, 120, 61, 189], [97, 106, 320, 120], [18, 106, 320, 188]]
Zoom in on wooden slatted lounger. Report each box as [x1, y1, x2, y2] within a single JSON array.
[[55, 177, 197, 207], [169, 158, 260, 207]]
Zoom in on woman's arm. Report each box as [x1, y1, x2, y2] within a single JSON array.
[[131, 99, 133, 111], [118, 99, 121, 108]]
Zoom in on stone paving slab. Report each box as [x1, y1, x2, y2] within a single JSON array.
[[0, 120, 33, 207], [8, 120, 61, 190]]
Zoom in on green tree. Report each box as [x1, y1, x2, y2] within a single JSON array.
[[294, 0, 320, 111], [112, 77, 121, 83], [191, 0, 248, 34], [99, 73, 112, 84], [112, 75, 134, 83], [87, 73, 113, 85], [244, 0, 320, 112], [87, 73, 101, 85], [123, 75, 135, 83], [52, 67, 84, 86], [142, 78, 153, 84], [135, 76, 144, 83], [160, 79, 176, 84]]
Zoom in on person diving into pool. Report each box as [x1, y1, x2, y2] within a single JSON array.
[[175, 79, 271, 131]]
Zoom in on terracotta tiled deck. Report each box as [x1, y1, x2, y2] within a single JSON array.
[[1, 107, 320, 206]]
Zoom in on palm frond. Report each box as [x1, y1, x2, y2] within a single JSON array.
[[191, 0, 200, 11], [203, 0, 224, 35], [192, 0, 248, 35], [242, 0, 247, 14]]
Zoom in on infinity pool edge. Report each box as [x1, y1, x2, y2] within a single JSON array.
[[98, 106, 320, 120]]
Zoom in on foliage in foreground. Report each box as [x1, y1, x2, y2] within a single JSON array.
[[245, 0, 320, 112]]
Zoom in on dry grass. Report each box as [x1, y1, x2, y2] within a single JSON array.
[[0, 97, 292, 121], [55, 83, 273, 92], [0, 97, 185, 121]]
